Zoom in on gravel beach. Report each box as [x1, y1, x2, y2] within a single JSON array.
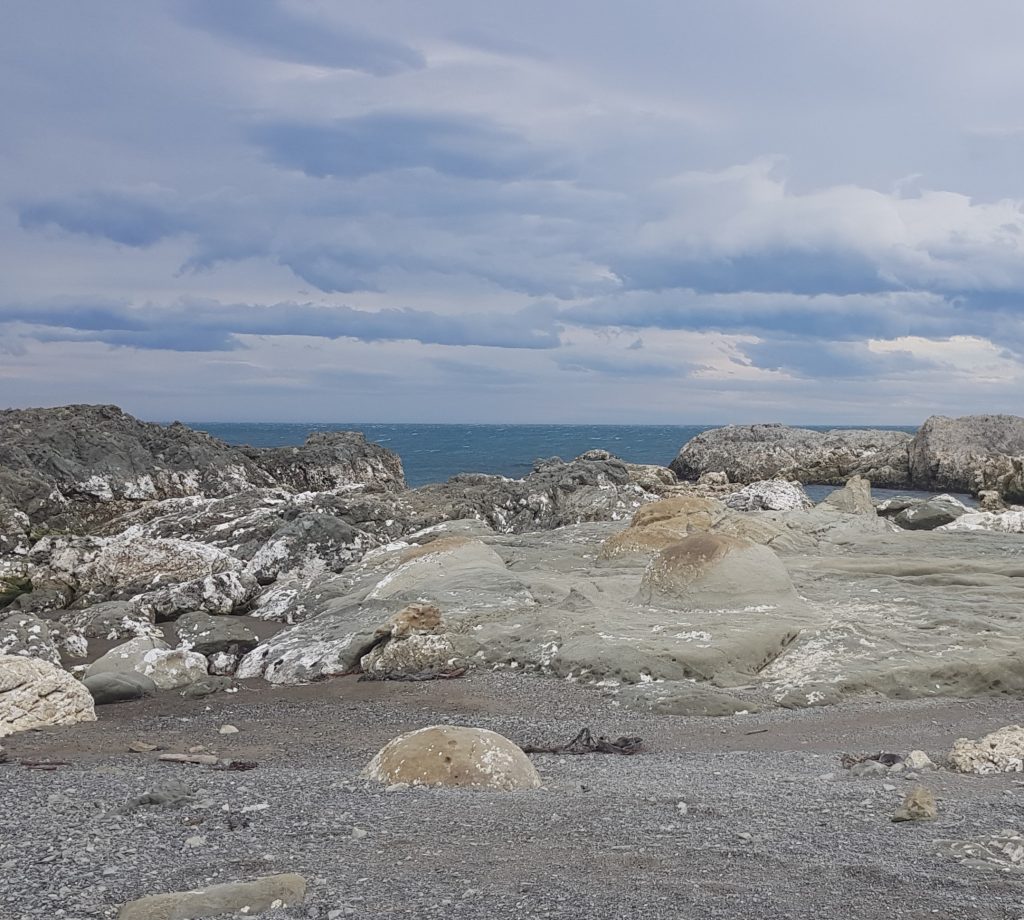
[[3, 672, 1024, 920]]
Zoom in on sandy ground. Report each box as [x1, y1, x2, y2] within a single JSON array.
[[3, 673, 1024, 920]]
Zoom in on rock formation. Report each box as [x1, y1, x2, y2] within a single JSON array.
[[670, 424, 912, 487]]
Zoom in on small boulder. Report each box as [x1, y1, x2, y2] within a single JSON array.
[[819, 475, 875, 515], [85, 637, 209, 691], [361, 633, 459, 678], [904, 750, 936, 771], [117, 873, 307, 920], [892, 785, 937, 822], [362, 725, 541, 790], [0, 655, 96, 736], [894, 495, 970, 530], [949, 725, 1024, 774], [83, 672, 157, 705], [174, 610, 259, 658]]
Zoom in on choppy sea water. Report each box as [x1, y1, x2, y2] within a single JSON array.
[[189, 422, 930, 502]]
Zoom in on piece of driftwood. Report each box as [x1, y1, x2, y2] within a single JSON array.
[[20, 760, 71, 770], [158, 753, 219, 766], [521, 727, 643, 756]]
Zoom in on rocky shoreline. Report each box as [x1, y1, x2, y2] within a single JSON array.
[[3, 404, 1024, 917]]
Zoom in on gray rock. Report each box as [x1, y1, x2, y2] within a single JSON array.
[[85, 637, 209, 690], [174, 610, 259, 658], [117, 873, 307, 920], [819, 475, 875, 515], [893, 495, 970, 530], [724, 480, 811, 512], [180, 676, 234, 698], [671, 424, 912, 487], [83, 671, 157, 705], [134, 571, 260, 621], [62, 600, 156, 641], [909, 414, 1024, 500], [0, 610, 60, 664]]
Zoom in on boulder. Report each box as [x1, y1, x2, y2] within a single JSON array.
[[174, 610, 260, 658], [671, 424, 912, 487], [117, 873, 307, 920], [724, 480, 812, 512], [0, 610, 60, 664], [818, 475, 875, 515], [894, 495, 970, 531], [892, 786, 937, 822], [362, 725, 541, 790], [0, 654, 96, 736], [909, 414, 1024, 499], [83, 671, 157, 705], [361, 634, 459, 678], [638, 534, 798, 610], [949, 725, 1024, 774], [85, 637, 208, 691]]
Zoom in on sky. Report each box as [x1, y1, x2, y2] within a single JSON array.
[[2, 0, 1024, 424]]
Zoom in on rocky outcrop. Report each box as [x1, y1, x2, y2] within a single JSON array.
[[0, 654, 96, 736], [362, 725, 541, 790], [818, 475, 875, 515], [909, 415, 1024, 500], [671, 424, 912, 487], [0, 610, 60, 664], [0, 404, 405, 535], [407, 453, 656, 534]]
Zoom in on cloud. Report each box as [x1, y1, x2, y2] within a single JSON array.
[[175, 0, 425, 75], [249, 112, 561, 181], [0, 299, 562, 352], [18, 188, 192, 247]]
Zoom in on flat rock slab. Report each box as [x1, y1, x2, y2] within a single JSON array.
[[118, 873, 306, 919]]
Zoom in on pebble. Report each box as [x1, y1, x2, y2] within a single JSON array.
[[218, 724, 239, 735], [351, 827, 368, 840]]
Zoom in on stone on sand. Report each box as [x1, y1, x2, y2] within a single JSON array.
[[117, 873, 307, 919], [362, 725, 541, 790]]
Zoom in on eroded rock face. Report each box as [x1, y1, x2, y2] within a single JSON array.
[[909, 415, 1024, 499], [638, 533, 798, 610], [671, 425, 912, 487], [0, 654, 96, 736], [600, 496, 725, 559], [362, 725, 541, 790], [949, 725, 1024, 774]]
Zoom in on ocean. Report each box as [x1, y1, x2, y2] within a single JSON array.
[[188, 422, 922, 500]]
